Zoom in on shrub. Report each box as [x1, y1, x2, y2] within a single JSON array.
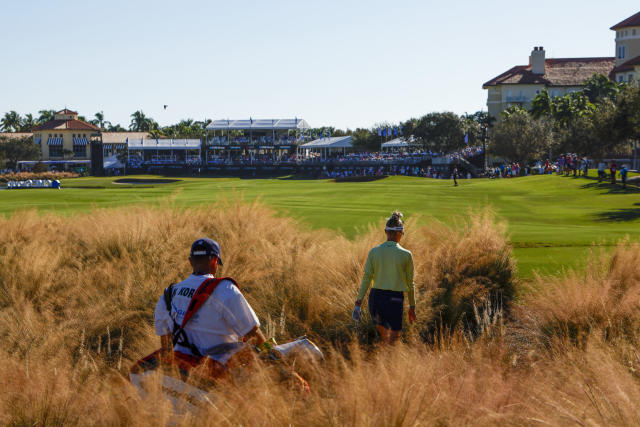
[[0, 171, 79, 183], [413, 209, 517, 340]]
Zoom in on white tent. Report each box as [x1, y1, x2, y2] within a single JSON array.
[[381, 138, 409, 149], [206, 118, 310, 131], [103, 155, 124, 169], [298, 136, 353, 160], [300, 136, 353, 149], [127, 139, 201, 150]]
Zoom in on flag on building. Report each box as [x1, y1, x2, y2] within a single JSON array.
[[378, 128, 382, 137], [464, 133, 469, 144]]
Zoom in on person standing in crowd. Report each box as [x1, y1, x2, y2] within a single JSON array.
[[598, 161, 607, 182], [620, 164, 628, 189], [610, 161, 617, 185], [582, 157, 589, 177], [352, 212, 415, 345]]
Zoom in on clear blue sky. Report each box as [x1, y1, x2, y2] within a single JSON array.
[[0, 1, 637, 130]]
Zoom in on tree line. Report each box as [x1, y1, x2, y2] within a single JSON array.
[[1, 107, 496, 155], [5, 74, 638, 167], [0, 110, 213, 139], [491, 74, 640, 165]]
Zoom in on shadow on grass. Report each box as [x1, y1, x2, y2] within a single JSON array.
[[595, 203, 640, 222], [580, 181, 640, 194]]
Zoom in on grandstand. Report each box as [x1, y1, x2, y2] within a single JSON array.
[[126, 138, 202, 168], [205, 118, 311, 164]]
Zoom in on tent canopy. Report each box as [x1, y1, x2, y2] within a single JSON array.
[[127, 139, 201, 150], [300, 136, 353, 149], [207, 118, 310, 131], [382, 137, 413, 148], [103, 155, 124, 169]]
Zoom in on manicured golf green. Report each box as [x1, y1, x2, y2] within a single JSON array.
[[1, 174, 638, 278]]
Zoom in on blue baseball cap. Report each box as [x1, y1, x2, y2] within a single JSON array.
[[190, 238, 223, 265]]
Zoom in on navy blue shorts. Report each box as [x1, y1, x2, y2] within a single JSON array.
[[368, 288, 404, 331]]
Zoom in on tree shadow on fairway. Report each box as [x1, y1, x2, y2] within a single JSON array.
[[581, 182, 640, 194], [594, 203, 640, 222]]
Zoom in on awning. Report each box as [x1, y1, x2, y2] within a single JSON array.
[[47, 137, 63, 145], [207, 118, 311, 131], [103, 143, 126, 149], [127, 139, 202, 150], [381, 138, 409, 149], [73, 137, 88, 146], [299, 136, 353, 149]]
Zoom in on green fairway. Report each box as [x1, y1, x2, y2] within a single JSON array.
[[1, 174, 638, 278]]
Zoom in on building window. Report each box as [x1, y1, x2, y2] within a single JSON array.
[[73, 145, 86, 158], [618, 75, 625, 83], [634, 29, 637, 36], [630, 74, 635, 83], [618, 45, 626, 59], [49, 145, 63, 158]]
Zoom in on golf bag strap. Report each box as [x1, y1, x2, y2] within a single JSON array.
[[180, 277, 238, 327], [166, 277, 239, 357]]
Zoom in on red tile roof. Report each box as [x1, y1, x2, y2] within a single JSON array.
[[610, 11, 640, 30], [612, 55, 640, 73], [56, 108, 78, 115], [33, 119, 101, 132], [483, 57, 615, 88]]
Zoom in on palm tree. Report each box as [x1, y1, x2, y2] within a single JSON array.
[[20, 114, 36, 132], [530, 89, 554, 119], [107, 123, 126, 132], [162, 126, 176, 138], [1, 111, 22, 132], [91, 111, 112, 130], [130, 110, 155, 131], [583, 74, 619, 103], [37, 109, 56, 124]]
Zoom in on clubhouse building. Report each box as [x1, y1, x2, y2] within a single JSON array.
[[483, 10, 640, 119], [32, 109, 100, 160]]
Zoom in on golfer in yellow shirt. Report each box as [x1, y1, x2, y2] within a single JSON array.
[[353, 211, 415, 344]]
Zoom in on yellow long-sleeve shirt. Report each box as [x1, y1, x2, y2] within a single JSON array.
[[357, 241, 415, 307]]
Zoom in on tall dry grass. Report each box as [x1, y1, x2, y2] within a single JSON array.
[[0, 201, 639, 425]]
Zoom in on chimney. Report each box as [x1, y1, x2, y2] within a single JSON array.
[[530, 46, 546, 75]]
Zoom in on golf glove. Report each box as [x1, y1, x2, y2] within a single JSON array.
[[352, 305, 362, 322]]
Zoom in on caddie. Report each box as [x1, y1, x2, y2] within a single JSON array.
[[154, 238, 268, 365]]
